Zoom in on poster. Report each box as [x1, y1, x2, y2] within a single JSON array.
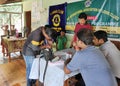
[[49, 3, 67, 33], [66, 0, 120, 38]]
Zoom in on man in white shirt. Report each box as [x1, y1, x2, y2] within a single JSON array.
[[93, 30, 120, 85]]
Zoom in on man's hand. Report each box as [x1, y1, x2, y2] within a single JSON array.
[[40, 44, 52, 49], [64, 58, 72, 74], [64, 58, 72, 65], [45, 44, 52, 49]]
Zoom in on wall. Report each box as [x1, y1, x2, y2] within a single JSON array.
[[42, 0, 81, 48], [22, 0, 32, 28], [22, 0, 41, 27], [22, 0, 81, 10], [22, 0, 37, 11], [22, 0, 80, 48], [22, 0, 81, 26], [22, 0, 120, 49], [42, 0, 80, 8]]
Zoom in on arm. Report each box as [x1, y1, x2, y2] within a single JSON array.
[[64, 65, 71, 74], [64, 58, 72, 74], [70, 23, 78, 48], [56, 37, 58, 50], [64, 36, 67, 49], [64, 52, 80, 74], [40, 44, 52, 49], [70, 34, 75, 48]]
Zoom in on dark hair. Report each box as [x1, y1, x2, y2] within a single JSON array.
[[94, 30, 108, 42], [77, 28, 94, 45], [45, 26, 57, 42], [78, 12, 87, 20], [60, 29, 66, 33], [45, 24, 52, 28]]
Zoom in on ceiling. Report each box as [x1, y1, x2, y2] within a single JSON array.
[[0, 0, 22, 4]]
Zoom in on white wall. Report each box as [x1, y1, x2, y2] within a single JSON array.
[[42, 0, 81, 8]]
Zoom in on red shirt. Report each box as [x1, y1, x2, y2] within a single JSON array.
[[73, 23, 92, 42]]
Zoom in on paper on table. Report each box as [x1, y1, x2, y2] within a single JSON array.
[[49, 60, 64, 66]]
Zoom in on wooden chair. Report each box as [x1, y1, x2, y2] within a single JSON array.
[[64, 77, 78, 86], [1, 35, 8, 56], [111, 40, 120, 51]]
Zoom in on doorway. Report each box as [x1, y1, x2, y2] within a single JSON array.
[[25, 11, 31, 37]]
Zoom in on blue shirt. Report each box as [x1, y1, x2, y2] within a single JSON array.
[[67, 46, 117, 86]]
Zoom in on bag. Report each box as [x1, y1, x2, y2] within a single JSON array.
[[42, 48, 54, 61], [40, 48, 54, 85]]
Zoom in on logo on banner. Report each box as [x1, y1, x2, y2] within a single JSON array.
[[85, 0, 92, 7], [52, 14, 61, 26]]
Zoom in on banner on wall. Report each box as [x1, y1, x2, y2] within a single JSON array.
[[66, 0, 120, 38], [49, 3, 67, 33]]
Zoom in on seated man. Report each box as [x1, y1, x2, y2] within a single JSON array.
[[64, 28, 117, 86], [93, 30, 120, 85]]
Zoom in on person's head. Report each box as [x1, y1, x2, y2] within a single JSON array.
[[93, 30, 108, 46], [76, 28, 94, 48], [78, 12, 87, 25], [42, 25, 57, 45], [60, 29, 66, 36]]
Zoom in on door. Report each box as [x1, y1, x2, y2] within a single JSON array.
[[25, 11, 31, 37]]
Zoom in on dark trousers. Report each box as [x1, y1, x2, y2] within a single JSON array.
[[75, 73, 86, 86]]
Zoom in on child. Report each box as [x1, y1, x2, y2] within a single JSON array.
[[56, 30, 67, 51], [70, 12, 92, 51]]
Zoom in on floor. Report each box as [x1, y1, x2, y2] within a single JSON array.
[[0, 44, 119, 86], [0, 44, 27, 86], [0, 59, 26, 86], [0, 44, 42, 86]]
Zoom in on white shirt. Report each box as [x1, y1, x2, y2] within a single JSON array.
[[100, 41, 120, 78]]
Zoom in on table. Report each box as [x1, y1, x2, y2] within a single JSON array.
[[29, 48, 79, 86], [1, 36, 26, 62]]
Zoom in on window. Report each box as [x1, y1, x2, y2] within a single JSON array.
[[0, 4, 23, 34]]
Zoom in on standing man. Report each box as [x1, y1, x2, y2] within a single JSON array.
[[22, 25, 57, 86]]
